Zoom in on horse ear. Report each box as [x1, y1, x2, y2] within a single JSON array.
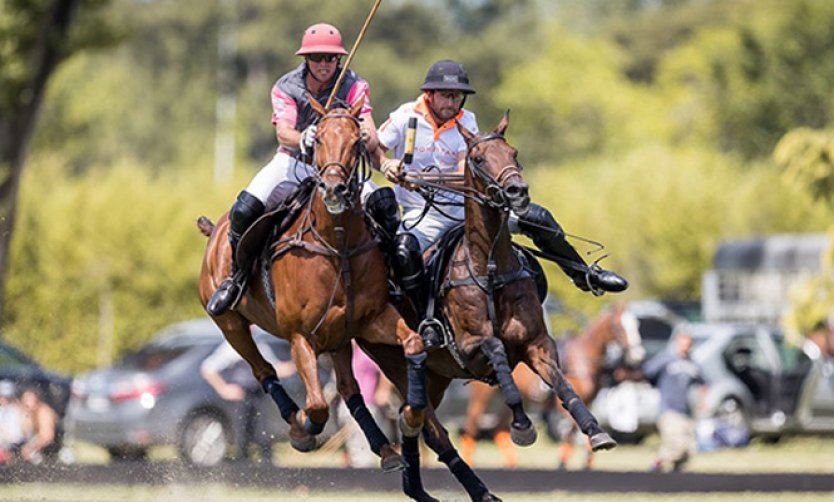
[[307, 92, 326, 117], [493, 109, 510, 136], [349, 95, 365, 118], [457, 123, 476, 145]]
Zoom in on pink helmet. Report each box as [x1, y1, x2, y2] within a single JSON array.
[[295, 23, 348, 56]]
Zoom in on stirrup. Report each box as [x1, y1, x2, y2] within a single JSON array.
[[418, 318, 445, 350], [583, 263, 606, 297]]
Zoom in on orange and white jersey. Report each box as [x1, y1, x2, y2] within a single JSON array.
[[378, 94, 478, 212]]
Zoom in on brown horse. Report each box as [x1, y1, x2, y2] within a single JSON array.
[[460, 303, 645, 469], [198, 97, 427, 471], [357, 112, 616, 502]]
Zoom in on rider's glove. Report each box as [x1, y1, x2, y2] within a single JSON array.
[[382, 158, 403, 183], [299, 124, 317, 155]]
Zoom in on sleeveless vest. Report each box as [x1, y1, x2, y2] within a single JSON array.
[[275, 63, 360, 132]]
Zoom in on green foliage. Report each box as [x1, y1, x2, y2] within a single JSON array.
[[776, 128, 834, 207], [527, 144, 830, 312], [2, 155, 246, 372], [655, 0, 834, 158]]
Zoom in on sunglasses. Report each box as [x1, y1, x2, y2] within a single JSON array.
[[307, 54, 339, 63]]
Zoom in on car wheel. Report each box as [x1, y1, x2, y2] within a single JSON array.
[[178, 411, 231, 466], [715, 398, 748, 430], [107, 446, 148, 462]]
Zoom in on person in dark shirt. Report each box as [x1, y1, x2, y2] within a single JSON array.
[[643, 329, 706, 472]]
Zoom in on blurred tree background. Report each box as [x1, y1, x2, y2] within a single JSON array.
[[1, 0, 833, 372]]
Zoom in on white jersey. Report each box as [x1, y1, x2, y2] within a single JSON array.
[[377, 95, 478, 213]]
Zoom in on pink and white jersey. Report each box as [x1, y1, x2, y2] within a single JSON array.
[[270, 63, 372, 134]]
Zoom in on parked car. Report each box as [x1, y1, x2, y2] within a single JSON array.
[[0, 339, 72, 458], [65, 319, 336, 465], [593, 322, 834, 443]]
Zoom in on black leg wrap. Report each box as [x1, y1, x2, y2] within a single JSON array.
[[261, 376, 299, 423], [481, 338, 530, 429], [401, 435, 427, 500], [556, 380, 599, 434], [346, 394, 387, 456], [480, 339, 522, 409], [438, 450, 489, 501], [405, 352, 428, 410]]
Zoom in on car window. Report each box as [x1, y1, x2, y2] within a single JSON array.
[[119, 338, 215, 371], [772, 336, 812, 373], [0, 345, 35, 368]]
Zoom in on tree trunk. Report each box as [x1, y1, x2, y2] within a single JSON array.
[[0, 0, 80, 324]]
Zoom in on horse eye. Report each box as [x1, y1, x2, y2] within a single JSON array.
[[472, 156, 484, 165]]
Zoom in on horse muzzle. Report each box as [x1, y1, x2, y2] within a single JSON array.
[[322, 181, 349, 215], [504, 180, 530, 215]]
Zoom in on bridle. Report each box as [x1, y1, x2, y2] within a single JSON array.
[[312, 112, 372, 214], [465, 133, 524, 210]]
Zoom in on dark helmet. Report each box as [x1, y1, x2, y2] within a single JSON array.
[[420, 59, 476, 94]]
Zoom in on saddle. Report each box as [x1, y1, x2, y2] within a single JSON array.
[[235, 178, 317, 308]]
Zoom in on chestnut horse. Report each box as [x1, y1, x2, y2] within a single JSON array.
[[459, 303, 645, 469], [198, 98, 427, 471], [357, 113, 616, 502]]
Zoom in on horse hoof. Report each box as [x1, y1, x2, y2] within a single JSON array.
[[590, 432, 617, 451], [381, 453, 407, 473], [510, 423, 537, 446], [481, 494, 503, 502], [290, 434, 319, 452]]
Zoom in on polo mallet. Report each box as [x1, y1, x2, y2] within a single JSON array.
[[325, 0, 383, 110]]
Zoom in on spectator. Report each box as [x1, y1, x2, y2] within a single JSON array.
[[337, 342, 396, 468], [19, 386, 59, 464], [200, 336, 296, 463], [643, 330, 706, 472], [0, 381, 24, 464]]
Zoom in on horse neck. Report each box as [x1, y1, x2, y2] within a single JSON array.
[[576, 315, 615, 362], [311, 194, 369, 248], [463, 170, 514, 273]]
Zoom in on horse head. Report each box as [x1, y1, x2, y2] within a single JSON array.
[[458, 111, 530, 215], [309, 96, 365, 215], [608, 304, 646, 367]]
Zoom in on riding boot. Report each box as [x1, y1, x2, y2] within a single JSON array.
[[393, 233, 443, 349], [207, 191, 266, 316], [511, 203, 628, 294]]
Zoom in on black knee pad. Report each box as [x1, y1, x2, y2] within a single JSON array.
[[229, 191, 266, 242], [394, 233, 425, 290], [519, 203, 564, 239], [365, 187, 401, 237]]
